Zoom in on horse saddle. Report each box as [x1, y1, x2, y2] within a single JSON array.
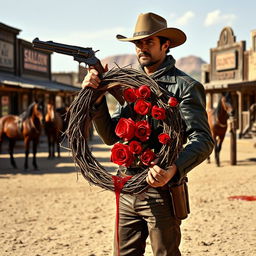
[[17, 113, 26, 133]]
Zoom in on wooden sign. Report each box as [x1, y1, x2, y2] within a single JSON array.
[[0, 40, 14, 68], [210, 27, 245, 81], [24, 48, 49, 73], [216, 51, 236, 71]]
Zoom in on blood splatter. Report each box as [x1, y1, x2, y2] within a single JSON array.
[[228, 195, 256, 201]]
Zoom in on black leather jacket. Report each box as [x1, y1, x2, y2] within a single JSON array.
[[92, 55, 214, 182]]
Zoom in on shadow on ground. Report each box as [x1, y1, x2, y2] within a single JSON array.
[[0, 134, 115, 175]]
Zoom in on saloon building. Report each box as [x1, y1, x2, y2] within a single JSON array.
[[202, 27, 256, 139], [0, 22, 79, 117]]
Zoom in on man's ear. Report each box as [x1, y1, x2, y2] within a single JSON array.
[[163, 40, 171, 51]]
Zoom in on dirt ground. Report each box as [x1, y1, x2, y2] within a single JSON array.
[[0, 134, 255, 256]]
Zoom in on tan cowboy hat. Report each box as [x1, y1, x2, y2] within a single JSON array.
[[116, 12, 186, 48]]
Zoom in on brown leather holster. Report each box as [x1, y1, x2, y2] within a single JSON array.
[[169, 177, 190, 220]]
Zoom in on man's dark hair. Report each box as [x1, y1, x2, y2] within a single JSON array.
[[158, 36, 170, 54]]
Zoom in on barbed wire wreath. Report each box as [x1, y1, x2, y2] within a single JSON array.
[[65, 67, 183, 195]]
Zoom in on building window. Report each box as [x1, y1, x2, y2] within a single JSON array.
[[1, 95, 10, 116]]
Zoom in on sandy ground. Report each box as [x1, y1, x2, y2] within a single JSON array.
[[0, 134, 256, 256]]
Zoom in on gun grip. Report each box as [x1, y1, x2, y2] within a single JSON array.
[[90, 60, 105, 75]]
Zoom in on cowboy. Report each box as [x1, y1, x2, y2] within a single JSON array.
[[82, 12, 214, 256]]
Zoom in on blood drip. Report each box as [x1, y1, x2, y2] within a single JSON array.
[[112, 175, 132, 256]]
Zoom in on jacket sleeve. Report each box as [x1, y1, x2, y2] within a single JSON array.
[[173, 81, 214, 182], [91, 97, 120, 145]]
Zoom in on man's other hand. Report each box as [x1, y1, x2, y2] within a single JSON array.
[[146, 164, 177, 187]]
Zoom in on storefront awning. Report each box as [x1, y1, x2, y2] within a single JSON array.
[[0, 72, 79, 92], [204, 80, 256, 92]]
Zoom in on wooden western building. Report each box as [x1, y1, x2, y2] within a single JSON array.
[[0, 22, 79, 117], [202, 27, 256, 140]]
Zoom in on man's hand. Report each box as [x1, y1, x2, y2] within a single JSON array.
[[82, 68, 101, 89], [81, 65, 108, 104], [82, 64, 108, 89], [146, 164, 177, 188]]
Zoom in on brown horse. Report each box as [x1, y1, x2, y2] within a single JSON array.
[[207, 93, 234, 166], [44, 103, 63, 158], [0, 101, 44, 169]]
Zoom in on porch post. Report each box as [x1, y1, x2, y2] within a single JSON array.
[[237, 91, 243, 137], [229, 116, 237, 165]]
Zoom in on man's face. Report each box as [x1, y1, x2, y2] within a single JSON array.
[[134, 36, 169, 68]]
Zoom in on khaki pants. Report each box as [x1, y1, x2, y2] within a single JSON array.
[[114, 187, 181, 256]]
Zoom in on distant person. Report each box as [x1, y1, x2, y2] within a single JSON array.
[[82, 12, 214, 256]]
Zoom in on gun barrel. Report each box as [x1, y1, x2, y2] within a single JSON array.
[[32, 38, 94, 58], [32, 37, 105, 74]]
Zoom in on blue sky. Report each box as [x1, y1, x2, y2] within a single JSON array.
[[2, 0, 256, 72]]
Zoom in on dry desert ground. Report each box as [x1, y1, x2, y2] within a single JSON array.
[[0, 134, 255, 256]]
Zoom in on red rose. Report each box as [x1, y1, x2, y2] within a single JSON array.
[[151, 105, 166, 120], [111, 143, 134, 167], [134, 99, 152, 115], [129, 140, 143, 155], [140, 149, 156, 166], [123, 88, 137, 103], [168, 97, 179, 107], [158, 133, 171, 144], [135, 120, 151, 142], [115, 118, 135, 141], [136, 85, 151, 99]]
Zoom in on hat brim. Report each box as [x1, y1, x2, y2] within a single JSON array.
[[116, 28, 186, 48]]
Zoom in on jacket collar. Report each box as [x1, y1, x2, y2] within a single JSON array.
[[138, 55, 177, 84]]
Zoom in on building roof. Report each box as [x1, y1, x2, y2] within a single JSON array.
[[0, 72, 79, 92], [0, 22, 21, 34]]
